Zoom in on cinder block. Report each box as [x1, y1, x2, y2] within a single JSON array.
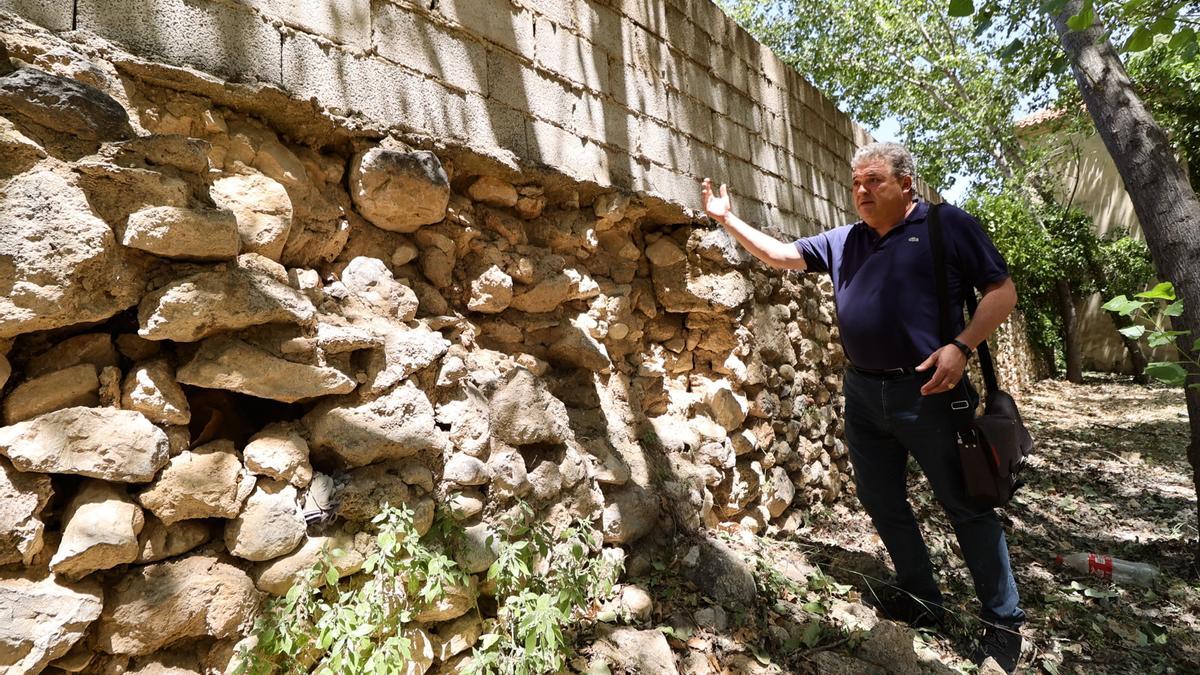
[[0, 0, 72, 31], [526, 118, 612, 184], [711, 115, 753, 161], [374, 3, 488, 96], [435, 0, 535, 56], [665, 91, 713, 142], [486, 49, 577, 127], [513, 0, 582, 32], [282, 31, 432, 133], [609, 63, 669, 123], [533, 15, 609, 90], [576, 0, 623, 57], [242, 0, 370, 47], [622, 19, 670, 78], [638, 117, 693, 175], [427, 88, 528, 156], [723, 88, 759, 130], [76, 0, 282, 84], [608, 0, 668, 32], [690, 144, 725, 182]]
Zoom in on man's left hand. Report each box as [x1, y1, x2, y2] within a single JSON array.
[[915, 345, 967, 396]]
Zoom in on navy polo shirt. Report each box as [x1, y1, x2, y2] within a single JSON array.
[[794, 200, 1009, 370]]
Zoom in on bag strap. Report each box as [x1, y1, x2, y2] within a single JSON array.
[[928, 203, 1000, 394]]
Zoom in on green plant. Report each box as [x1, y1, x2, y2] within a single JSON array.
[[235, 504, 472, 675], [465, 502, 621, 675], [1103, 281, 1200, 388]]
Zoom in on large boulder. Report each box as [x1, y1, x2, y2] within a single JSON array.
[[340, 256, 419, 321], [176, 335, 356, 403], [92, 555, 259, 656], [0, 168, 143, 339], [210, 171, 293, 261], [243, 422, 313, 488], [0, 456, 52, 566], [121, 206, 240, 261], [0, 67, 133, 141], [488, 368, 571, 446], [137, 253, 315, 342], [224, 479, 306, 562], [121, 359, 191, 426], [137, 441, 255, 525], [0, 574, 103, 673], [50, 480, 144, 579], [591, 626, 679, 675], [304, 382, 447, 468], [349, 148, 449, 232], [2, 363, 100, 425], [360, 324, 450, 393], [0, 407, 169, 483], [25, 333, 118, 378]]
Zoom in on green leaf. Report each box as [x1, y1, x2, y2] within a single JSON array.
[[1144, 361, 1188, 386], [1136, 281, 1176, 300], [1068, 4, 1096, 31], [948, 0, 974, 17], [1148, 330, 1188, 347], [802, 601, 826, 615], [1102, 295, 1150, 316], [998, 37, 1025, 60], [1125, 27, 1154, 52], [1150, 17, 1176, 34], [1165, 300, 1184, 317], [1169, 27, 1196, 50], [972, 12, 994, 38], [802, 621, 823, 647], [1040, 0, 1070, 14], [1192, 337, 1200, 352], [325, 567, 340, 587], [1118, 325, 1146, 339]]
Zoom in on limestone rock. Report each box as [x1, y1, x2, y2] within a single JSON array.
[[444, 453, 489, 486], [121, 206, 240, 261], [762, 466, 795, 518], [456, 523, 499, 574], [487, 448, 531, 499], [413, 577, 476, 623], [509, 273, 572, 313], [706, 381, 749, 431], [0, 66, 133, 141], [304, 382, 447, 467], [137, 441, 255, 525], [683, 539, 757, 607], [253, 533, 363, 596], [361, 324, 451, 393], [468, 176, 518, 207], [592, 626, 679, 675], [243, 422, 313, 488], [548, 324, 612, 373], [618, 584, 654, 622], [752, 303, 797, 365], [50, 480, 144, 579], [211, 171, 293, 261], [0, 574, 103, 673], [349, 148, 449, 232], [225, 479, 306, 562], [467, 264, 514, 313], [93, 555, 259, 656], [489, 368, 571, 446], [0, 354, 8, 392], [432, 614, 483, 662], [652, 261, 753, 313], [601, 485, 660, 544], [121, 359, 190, 426], [110, 134, 210, 174], [335, 460, 425, 522], [2, 363, 100, 425], [26, 333, 118, 378], [177, 336, 356, 403], [0, 456, 52, 566], [341, 256, 419, 321], [136, 516, 212, 564], [446, 489, 485, 520], [138, 254, 316, 342], [0, 407, 169, 482], [0, 168, 144, 339], [527, 461, 564, 501], [645, 236, 686, 267]]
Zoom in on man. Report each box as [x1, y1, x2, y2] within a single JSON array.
[[701, 142, 1024, 672]]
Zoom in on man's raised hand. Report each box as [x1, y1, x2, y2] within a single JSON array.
[[702, 178, 732, 223]]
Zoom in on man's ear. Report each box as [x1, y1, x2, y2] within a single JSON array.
[[901, 175, 913, 197]]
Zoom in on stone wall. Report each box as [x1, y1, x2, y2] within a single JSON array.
[[0, 0, 945, 237], [0, 13, 857, 672]]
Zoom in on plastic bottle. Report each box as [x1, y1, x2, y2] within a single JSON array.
[[1055, 552, 1159, 586]]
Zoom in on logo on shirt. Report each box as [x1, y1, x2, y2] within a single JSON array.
[[908, 236, 920, 243]]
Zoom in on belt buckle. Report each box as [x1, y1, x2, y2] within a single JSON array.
[[884, 367, 907, 377]]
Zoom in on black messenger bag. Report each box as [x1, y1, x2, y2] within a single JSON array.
[[929, 204, 1034, 508]]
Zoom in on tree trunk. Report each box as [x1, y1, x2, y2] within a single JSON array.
[[1056, 278, 1084, 383], [1108, 311, 1150, 383], [1053, 2, 1200, 566]]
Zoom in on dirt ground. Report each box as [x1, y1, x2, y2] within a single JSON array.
[[787, 375, 1200, 673], [607, 375, 1200, 674]]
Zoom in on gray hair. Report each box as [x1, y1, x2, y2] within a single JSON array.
[[851, 142, 916, 181]]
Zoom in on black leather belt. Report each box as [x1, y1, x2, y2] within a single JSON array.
[[849, 365, 917, 379]]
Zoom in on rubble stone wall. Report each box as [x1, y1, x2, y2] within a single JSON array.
[[0, 5, 1040, 673], [0, 0, 938, 237]]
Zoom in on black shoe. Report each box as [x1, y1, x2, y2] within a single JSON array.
[[977, 625, 1022, 673], [864, 591, 946, 628]]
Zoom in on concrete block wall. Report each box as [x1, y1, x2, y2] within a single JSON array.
[[0, 0, 924, 236]]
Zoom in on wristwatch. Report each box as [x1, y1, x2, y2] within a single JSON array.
[[951, 338, 973, 359]]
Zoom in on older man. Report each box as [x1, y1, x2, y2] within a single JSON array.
[[701, 142, 1024, 672]]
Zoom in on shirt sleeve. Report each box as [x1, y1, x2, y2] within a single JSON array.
[[946, 205, 1009, 289], [793, 230, 835, 273]]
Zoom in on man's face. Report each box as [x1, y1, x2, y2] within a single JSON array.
[[852, 160, 912, 228]]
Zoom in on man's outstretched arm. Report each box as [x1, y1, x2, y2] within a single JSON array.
[[702, 178, 808, 271]]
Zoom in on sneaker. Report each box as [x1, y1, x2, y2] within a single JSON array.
[[864, 591, 946, 628], [978, 625, 1022, 673]]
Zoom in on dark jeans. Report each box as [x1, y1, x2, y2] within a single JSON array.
[[843, 367, 1025, 627]]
